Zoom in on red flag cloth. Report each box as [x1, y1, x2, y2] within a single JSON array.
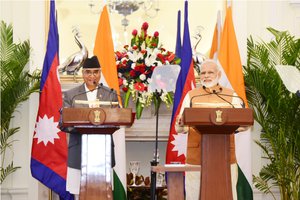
[[30, 1, 73, 199]]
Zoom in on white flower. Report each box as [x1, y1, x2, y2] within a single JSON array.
[[121, 57, 127, 62], [129, 83, 134, 90], [145, 48, 159, 66], [139, 74, 146, 81], [138, 91, 153, 107], [156, 61, 163, 66], [131, 62, 136, 69], [127, 50, 143, 62], [160, 90, 168, 101], [123, 79, 128, 86]]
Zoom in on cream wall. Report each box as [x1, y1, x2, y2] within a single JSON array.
[[1, 1, 299, 200], [0, 1, 48, 200], [55, 0, 224, 63]]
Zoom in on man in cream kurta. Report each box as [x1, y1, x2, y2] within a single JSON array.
[[176, 59, 244, 200]]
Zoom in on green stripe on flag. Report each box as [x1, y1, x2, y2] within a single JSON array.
[[237, 165, 253, 200], [113, 169, 127, 200]]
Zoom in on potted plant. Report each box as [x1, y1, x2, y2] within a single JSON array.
[[244, 27, 300, 200], [0, 21, 40, 183]]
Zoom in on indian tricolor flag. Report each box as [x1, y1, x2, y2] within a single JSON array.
[[93, 5, 126, 200], [210, 6, 253, 200]]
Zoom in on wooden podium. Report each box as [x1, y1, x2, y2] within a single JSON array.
[[182, 107, 253, 200], [61, 107, 133, 200]]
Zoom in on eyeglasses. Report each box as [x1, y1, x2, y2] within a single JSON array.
[[83, 70, 100, 76]]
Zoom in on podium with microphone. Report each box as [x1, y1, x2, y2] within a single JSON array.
[[61, 100, 133, 200], [151, 77, 253, 199]]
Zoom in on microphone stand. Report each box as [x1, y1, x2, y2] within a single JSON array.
[[150, 89, 162, 200]]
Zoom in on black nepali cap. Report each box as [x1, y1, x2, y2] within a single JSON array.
[[83, 56, 100, 69]]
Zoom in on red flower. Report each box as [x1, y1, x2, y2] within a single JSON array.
[[132, 29, 138, 36], [167, 53, 176, 62], [135, 65, 146, 73], [122, 60, 128, 65], [157, 53, 166, 64], [134, 82, 146, 92], [154, 31, 159, 37], [116, 52, 123, 60], [129, 70, 136, 77], [118, 78, 123, 86], [144, 69, 152, 75], [117, 64, 121, 69], [122, 87, 128, 92], [141, 49, 147, 54], [132, 45, 138, 50], [142, 22, 149, 30], [151, 43, 158, 47]]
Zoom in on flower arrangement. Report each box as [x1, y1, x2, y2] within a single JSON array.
[[116, 22, 180, 119]]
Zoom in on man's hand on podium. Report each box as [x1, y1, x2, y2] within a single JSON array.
[[236, 126, 250, 133], [175, 115, 189, 133]]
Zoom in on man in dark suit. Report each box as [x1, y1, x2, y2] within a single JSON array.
[[63, 56, 118, 198]]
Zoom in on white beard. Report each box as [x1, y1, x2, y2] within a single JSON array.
[[201, 77, 219, 88]]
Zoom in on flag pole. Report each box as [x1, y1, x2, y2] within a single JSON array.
[[48, 189, 52, 200], [150, 89, 163, 200]]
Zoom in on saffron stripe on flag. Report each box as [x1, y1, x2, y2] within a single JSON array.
[[94, 5, 122, 105], [93, 5, 126, 199]]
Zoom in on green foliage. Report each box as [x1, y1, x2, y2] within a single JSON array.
[[0, 162, 20, 183], [0, 21, 41, 183], [244, 27, 300, 200]]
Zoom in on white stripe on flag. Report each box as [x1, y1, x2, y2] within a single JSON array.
[[113, 127, 126, 192]]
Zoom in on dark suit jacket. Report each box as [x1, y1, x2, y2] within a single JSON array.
[[63, 84, 118, 169]]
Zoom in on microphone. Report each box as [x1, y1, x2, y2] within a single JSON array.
[[190, 92, 213, 108], [211, 90, 245, 108], [212, 91, 235, 108], [203, 86, 233, 107], [96, 83, 123, 108], [202, 85, 245, 108], [70, 83, 102, 107], [190, 85, 244, 108], [189, 85, 222, 107]]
